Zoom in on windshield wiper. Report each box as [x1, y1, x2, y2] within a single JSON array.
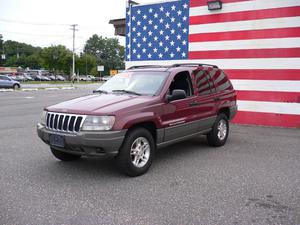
[[112, 89, 141, 95], [93, 89, 108, 94]]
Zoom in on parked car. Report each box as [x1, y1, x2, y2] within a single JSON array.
[[23, 74, 34, 81], [15, 75, 26, 82], [94, 76, 102, 81], [101, 76, 111, 81], [87, 75, 96, 81], [37, 64, 237, 176], [0, 75, 21, 89], [41, 75, 51, 81], [77, 76, 92, 81], [56, 75, 66, 81], [49, 75, 56, 81]]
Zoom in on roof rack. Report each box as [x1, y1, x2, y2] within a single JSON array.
[[127, 63, 219, 70], [171, 63, 218, 69], [127, 65, 165, 69]]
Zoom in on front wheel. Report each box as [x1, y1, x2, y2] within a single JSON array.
[[50, 147, 81, 161], [116, 128, 155, 177], [207, 114, 229, 147]]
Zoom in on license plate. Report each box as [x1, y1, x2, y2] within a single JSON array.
[[49, 134, 65, 147]]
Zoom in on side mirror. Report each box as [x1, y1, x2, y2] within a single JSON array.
[[167, 89, 187, 102]]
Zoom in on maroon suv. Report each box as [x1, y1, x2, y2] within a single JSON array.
[[37, 64, 237, 176]]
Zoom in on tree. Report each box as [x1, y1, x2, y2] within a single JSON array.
[[3, 40, 41, 59], [0, 34, 5, 66], [0, 34, 3, 53], [76, 53, 97, 75], [40, 45, 73, 75], [24, 54, 43, 69], [1, 39, 43, 68], [84, 35, 125, 75]]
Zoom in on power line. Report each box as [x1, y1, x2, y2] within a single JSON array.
[[0, 19, 70, 26], [0, 30, 71, 37]]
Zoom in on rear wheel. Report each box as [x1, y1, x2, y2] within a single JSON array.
[[207, 113, 229, 147], [13, 84, 20, 89], [116, 128, 155, 177], [50, 147, 81, 161]]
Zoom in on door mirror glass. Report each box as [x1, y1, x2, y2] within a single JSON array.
[[167, 89, 187, 102]]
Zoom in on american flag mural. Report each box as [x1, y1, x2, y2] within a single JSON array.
[[126, 0, 300, 128]]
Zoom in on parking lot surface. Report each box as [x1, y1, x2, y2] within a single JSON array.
[[0, 87, 299, 225]]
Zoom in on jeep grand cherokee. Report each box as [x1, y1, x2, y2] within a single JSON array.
[[37, 64, 237, 176]]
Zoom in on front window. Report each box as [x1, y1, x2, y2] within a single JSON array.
[[97, 71, 169, 96]]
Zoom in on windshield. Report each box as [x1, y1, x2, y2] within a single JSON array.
[[97, 71, 169, 95]]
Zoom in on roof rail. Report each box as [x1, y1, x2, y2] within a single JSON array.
[[127, 65, 165, 69], [171, 63, 218, 69]]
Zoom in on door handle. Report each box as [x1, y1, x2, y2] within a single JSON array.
[[189, 101, 200, 106]]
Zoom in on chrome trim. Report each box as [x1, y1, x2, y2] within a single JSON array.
[[45, 112, 86, 133]]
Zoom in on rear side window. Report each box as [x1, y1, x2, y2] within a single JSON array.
[[209, 70, 233, 92], [0, 76, 9, 81], [194, 69, 215, 95]]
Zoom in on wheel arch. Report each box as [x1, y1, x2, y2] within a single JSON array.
[[218, 107, 230, 119], [127, 121, 157, 143]]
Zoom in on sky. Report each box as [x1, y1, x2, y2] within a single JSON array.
[[0, 0, 153, 53]]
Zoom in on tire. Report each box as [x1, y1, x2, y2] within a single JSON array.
[[207, 113, 229, 147], [50, 147, 81, 161], [116, 128, 155, 177], [13, 84, 20, 89]]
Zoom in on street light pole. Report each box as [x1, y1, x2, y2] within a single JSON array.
[[70, 24, 78, 82], [85, 54, 87, 76]]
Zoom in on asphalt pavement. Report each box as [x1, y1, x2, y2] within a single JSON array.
[[0, 86, 299, 225]]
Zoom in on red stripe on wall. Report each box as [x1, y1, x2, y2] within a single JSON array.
[[189, 27, 300, 42], [190, 6, 300, 25], [189, 48, 300, 59], [225, 69, 300, 80], [190, 0, 251, 8], [232, 111, 300, 128], [236, 90, 300, 103]]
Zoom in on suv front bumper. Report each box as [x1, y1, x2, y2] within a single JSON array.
[[37, 123, 126, 158]]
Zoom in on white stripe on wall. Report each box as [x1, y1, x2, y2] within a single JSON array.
[[231, 80, 300, 92], [189, 16, 300, 34], [125, 58, 300, 69], [237, 100, 300, 115], [190, 0, 300, 17], [189, 37, 300, 51]]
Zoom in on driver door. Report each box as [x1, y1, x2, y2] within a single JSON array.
[[160, 71, 201, 142]]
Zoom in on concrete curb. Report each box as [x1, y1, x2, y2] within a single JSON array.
[[0, 86, 76, 92]]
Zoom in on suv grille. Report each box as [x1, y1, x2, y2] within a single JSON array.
[[45, 112, 85, 133]]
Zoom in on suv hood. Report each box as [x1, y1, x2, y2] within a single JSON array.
[[47, 94, 155, 115]]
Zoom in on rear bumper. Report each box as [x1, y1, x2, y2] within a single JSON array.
[[229, 105, 238, 120], [37, 123, 126, 158]]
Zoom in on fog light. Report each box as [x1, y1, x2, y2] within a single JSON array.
[[95, 148, 105, 154]]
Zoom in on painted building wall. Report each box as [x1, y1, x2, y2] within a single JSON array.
[[125, 0, 300, 128]]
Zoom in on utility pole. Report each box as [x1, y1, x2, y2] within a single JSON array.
[[70, 24, 78, 82]]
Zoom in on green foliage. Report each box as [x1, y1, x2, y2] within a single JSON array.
[[0, 34, 125, 75], [84, 35, 125, 75], [3, 40, 41, 59], [0, 34, 3, 51], [76, 53, 97, 75], [0, 34, 5, 65], [24, 54, 43, 69], [40, 45, 73, 74]]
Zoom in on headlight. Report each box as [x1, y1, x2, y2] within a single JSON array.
[[81, 116, 115, 131], [40, 110, 47, 125]]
